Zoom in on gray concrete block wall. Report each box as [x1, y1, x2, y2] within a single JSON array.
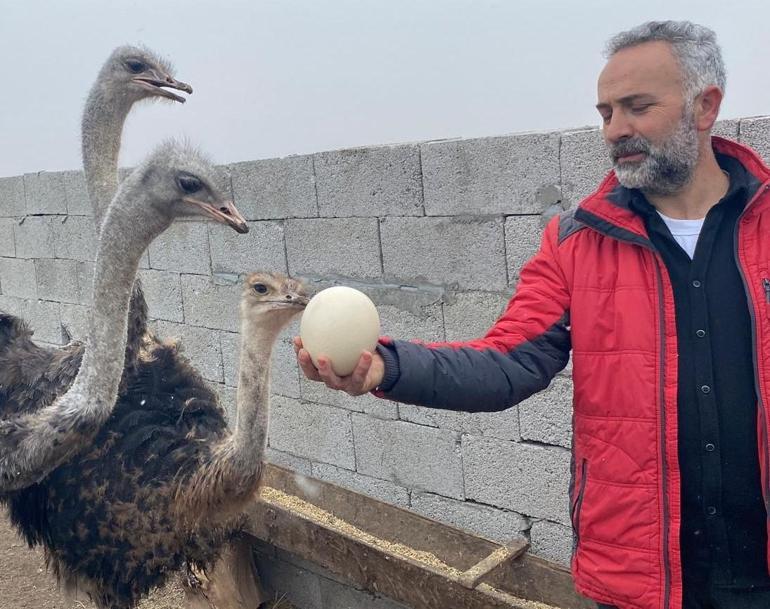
[[2, 116, 767, 609]]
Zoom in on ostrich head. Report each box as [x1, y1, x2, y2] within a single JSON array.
[[97, 45, 193, 104], [106, 140, 249, 239], [241, 272, 309, 330]]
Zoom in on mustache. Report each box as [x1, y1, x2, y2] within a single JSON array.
[[610, 137, 651, 162]]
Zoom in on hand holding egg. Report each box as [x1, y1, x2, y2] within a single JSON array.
[[299, 286, 381, 376]]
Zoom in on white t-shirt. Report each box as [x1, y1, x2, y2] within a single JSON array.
[[656, 211, 705, 259]]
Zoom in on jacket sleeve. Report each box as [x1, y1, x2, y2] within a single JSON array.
[[374, 214, 571, 412]]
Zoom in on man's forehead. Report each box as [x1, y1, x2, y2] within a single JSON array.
[[597, 41, 683, 100]]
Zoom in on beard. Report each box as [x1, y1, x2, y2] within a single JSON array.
[[609, 108, 700, 196]]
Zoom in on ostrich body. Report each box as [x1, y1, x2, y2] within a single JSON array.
[[0, 46, 194, 421], [11, 272, 307, 609], [0, 142, 247, 494]]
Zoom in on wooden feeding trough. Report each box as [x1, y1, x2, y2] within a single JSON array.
[[246, 464, 594, 609]]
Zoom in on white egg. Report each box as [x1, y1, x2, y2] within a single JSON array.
[[300, 286, 380, 376]]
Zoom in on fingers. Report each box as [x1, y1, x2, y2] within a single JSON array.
[[293, 340, 375, 396], [297, 348, 322, 382], [349, 351, 373, 391]]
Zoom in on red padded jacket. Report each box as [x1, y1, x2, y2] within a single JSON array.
[[378, 137, 770, 609]]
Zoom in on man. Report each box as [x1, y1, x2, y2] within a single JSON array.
[[295, 21, 770, 609]]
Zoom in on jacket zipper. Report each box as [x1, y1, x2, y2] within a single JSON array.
[[652, 259, 671, 609], [574, 208, 672, 609], [734, 182, 770, 517], [572, 459, 588, 549]]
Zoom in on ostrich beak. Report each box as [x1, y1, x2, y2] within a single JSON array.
[[182, 197, 249, 234], [132, 72, 193, 103]]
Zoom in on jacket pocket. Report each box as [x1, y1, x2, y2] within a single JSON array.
[[763, 277, 770, 318], [570, 458, 588, 549]]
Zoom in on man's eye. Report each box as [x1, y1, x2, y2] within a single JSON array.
[[631, 104, 652, 113]]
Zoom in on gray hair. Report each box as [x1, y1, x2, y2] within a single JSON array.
[[605, 21, 726, 100]]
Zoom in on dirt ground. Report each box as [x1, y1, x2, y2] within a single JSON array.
[[0, 509, 186, 609]]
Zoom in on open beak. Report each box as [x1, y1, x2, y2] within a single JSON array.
[[183, 197, 249, 233], [132, 73, 193, 103]]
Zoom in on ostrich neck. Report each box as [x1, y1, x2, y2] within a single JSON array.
[[82, 87, 131, 230], [233, 315, 281, 461], [71, 204, 157, 418]]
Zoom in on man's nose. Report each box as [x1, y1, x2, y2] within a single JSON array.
[[604, 112, 634, 143]]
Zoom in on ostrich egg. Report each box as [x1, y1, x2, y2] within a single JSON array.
[[300, 286, 380, 376]]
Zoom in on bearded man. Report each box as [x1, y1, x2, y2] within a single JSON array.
[[296, 20, 770, 609]]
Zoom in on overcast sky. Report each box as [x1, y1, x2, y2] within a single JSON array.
[[1, 0, 768, 178]]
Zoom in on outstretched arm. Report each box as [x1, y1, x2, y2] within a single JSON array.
[[296, 214, 572, 412]]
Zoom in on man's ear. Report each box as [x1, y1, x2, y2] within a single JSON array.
[[695, 85, 723, 131]]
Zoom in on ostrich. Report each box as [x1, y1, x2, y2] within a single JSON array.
[[83, 45, 195, 386], [0, 46, 194, 420], [0, 141, 247, 492], [11, 271, 308, 609]]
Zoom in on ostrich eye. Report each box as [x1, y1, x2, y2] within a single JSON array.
[[125, 60, 146, 74], [177, 175, 202, 194], [253, 283, 268, 294]]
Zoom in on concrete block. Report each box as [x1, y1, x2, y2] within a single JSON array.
[[181, 274, 240, 332], [311, 462, 410, 508], [60, 303, 90, 342], [560, 128, 612, 207], [529, 519, 573, 567], [740, 116, 770, 164], [0, 257, 37, 299], [23, 171, 67, 215], [229, 155, 317, 220], [34, 258, 80, 304], [209, 220, 286, 275], [299, 376, 399, 420], [378, 301, 445, 343], [505, 215, 547, 282], [52, 216, 96, 261], [319, 577, 410, 609], [0, 218, 15, 257], [381, 216, 507, 290], [16, 299, 62, 344], [265, 447, 313, 476], [269, 395, 356, 469], [221, 330, 239, 387], [256, 556, 323, 609], [222, 328, 301, 399], [286, 218, 381, 280], [0, 176, 26, 217], [462, 435, 571, 523], [518, 376, 574, 449], [315, 144, 423, 217], [398, 403, 520, 443], [410, 491, 528, 544], [62, 170, 92, 216], [153, 320, 224, 383], [352, 416, 464, 499], [0, 294, 23, 317], [442, 290, 509, 341], [138, 270, 183, 323], [75, 261, 94, 305], [14, 216, 54, 259], [421, 133, 561, 216], [148, 222, 211, 275], [712, 118, 740, 141]]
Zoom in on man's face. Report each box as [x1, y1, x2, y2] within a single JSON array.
[[596, 41, 700, 195]]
